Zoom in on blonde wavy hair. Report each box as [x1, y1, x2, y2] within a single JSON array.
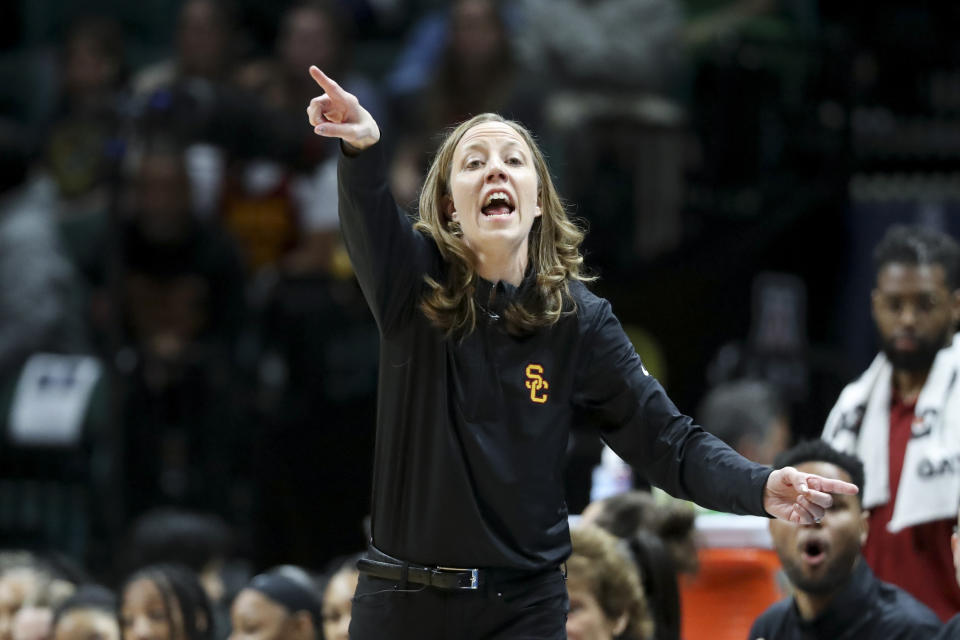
[[413, 113, 592, 338], [569, 525, 654, 640]]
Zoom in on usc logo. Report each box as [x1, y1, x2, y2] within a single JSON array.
[[525, 364, 549, 404]]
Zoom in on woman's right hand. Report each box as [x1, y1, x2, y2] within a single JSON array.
[[306, 65, 381, 152]]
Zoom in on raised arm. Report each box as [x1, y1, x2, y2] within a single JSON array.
[[306, 67, 436, 334]]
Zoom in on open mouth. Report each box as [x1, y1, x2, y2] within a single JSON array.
[[481, 190, 515, 217], [801, 539, 827, 566], [894, 336, 918, 350]]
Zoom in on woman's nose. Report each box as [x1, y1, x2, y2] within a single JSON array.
[[484, 158, 506, 182]]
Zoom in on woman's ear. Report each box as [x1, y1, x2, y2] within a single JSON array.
[[610, 611, 629, 636], [444, 195, 456, 221]]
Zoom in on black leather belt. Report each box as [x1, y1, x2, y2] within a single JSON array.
[[357, 557, 482, 591]]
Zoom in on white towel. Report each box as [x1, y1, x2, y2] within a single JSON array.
[[823, 334, 960, 532]]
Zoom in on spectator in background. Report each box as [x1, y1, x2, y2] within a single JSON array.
[[319, 561, 358, 640], [119, 565, 212, 640], [51, 585, 119, 640], [622, 531, 681, 640], [408, 0, 538, 132], [228, 566, 320, 640], [697, 379, 790, 465], [236, 0, 383, 126], [40, 16, 127, 229], [110, 133, 244, 382], [567, 526, 654, 640], [0, 134, 86, 379], [388, 0, 542, 208], [580, 493, 686, 640], [580, 490, 698, 575], [516, 0, 686, 265], [133, 0, 238, 98], [124, 508, 240, 638], [823, 225, 960, 621], [230, 0, 383, 276], [127, 0, 304, 223], [750, 440, 941, 640], [76, 135, 247, 517], [0, 555, 76, 640]]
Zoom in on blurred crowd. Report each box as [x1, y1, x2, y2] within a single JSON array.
[[0, 0, 826, 569], [0, 507, 363, 640], [3, 0, 960, 639]]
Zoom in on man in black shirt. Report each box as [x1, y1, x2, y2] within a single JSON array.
[[750, 440, 941, 640], [306, 67, 858, 639]]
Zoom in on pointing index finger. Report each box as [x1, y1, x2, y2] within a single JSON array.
[[309, 66, 346, 99], [807, 474, 859, 496]]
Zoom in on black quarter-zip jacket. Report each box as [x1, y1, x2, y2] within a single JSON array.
[[338, 142, 773, 571], [749, 559, 942, 639]]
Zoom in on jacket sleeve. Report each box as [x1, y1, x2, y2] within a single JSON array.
[[573, 299, 772, 516], [337, 142, 438, 334], [895, 605, 946, 640]]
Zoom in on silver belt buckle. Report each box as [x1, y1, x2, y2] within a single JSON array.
[[436, 566, 480, 590]]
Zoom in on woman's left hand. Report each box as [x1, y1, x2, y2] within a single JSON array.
[[763, 466, 859, 524]]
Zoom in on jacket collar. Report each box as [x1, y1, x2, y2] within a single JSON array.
[[475, 267, 536, 315], [793, 557, 876, 635]]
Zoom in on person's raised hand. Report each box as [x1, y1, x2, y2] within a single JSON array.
[[763, 466, 859, 525], [306, 66, 380, 152]]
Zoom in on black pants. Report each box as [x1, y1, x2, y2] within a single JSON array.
[[348, 556, 568, 639]]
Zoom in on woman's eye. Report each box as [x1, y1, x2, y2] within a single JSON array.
[[465, 159, 482, 169], [507, 157, 523, 165]]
